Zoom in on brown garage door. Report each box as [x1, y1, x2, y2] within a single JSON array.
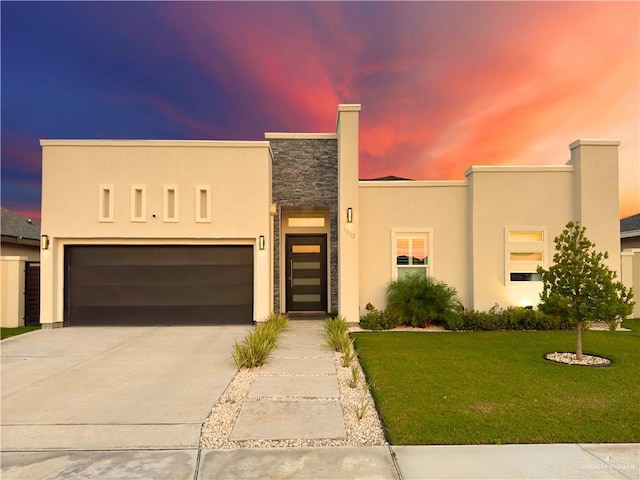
[[65, 245, 253, 326]]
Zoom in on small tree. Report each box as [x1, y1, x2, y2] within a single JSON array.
[[537, 221, 634, 360]]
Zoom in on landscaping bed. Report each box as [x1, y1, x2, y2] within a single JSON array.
[[353, 319, 640, 445]]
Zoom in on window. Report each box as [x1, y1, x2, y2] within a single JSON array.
[[288, 216, 325, 228], [506, 227, 546, 283], [163, 185, 179, 222], [130, 185, 146, 222], [98, 185, 114, 222], [196, 185, 211, 223], [392, 230, 431, 280]]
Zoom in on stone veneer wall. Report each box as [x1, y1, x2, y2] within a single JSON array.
[[270, 138, 338, 313]]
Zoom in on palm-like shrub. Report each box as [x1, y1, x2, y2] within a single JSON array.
[[386, 274, 462, 327]]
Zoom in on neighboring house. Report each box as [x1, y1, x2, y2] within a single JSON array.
[[621, 213, 640, 250], [39, 104, 630, 327], [1, 207, 41, 327], [620, 213, 640, 318]]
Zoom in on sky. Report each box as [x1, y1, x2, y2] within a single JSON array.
[[2, 1, 638, 222]]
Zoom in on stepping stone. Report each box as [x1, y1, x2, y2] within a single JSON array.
[[278, 335, 326, 347], [262, 357, 336, 375], [271, 344, 333, 359], [230, 401, 346, 440], [248, 375, 339, 398]]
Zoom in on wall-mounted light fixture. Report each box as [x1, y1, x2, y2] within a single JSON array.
[[259, 235, 265, 250], [41, 235, 49, 250], [346, 207, 353, 223]]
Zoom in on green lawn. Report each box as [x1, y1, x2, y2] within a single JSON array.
[[353, 320, 640, 445], [1, 325, 41, 340]]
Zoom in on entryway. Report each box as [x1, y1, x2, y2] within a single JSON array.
[[285, 235, 327, 313]]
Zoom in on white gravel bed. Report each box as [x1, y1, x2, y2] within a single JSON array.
[[199, 351, 386, 449], [545, 352, 612, 366]]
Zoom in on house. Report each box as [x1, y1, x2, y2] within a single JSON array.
[[1, 207, 41, 327], [621, 213, 640, 250], [39, 104, 633, 327], [620, 213, 640, 318]]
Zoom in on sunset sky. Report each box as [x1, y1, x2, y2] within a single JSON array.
[[2, 1, 638, 221]]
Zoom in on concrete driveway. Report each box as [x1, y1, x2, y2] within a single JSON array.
[[1, 326, 248, 452]]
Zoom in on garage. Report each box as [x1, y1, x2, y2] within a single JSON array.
[[65, 245, 254, 326]]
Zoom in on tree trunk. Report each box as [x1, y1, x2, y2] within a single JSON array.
[[576, 320, 583, 361]]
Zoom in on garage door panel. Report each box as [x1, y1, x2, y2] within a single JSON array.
[[65, 246, 254, 325], [69, 246, 253, 266], [68, 305, 253, 326], [70, 284, 253, 307], [71, 265, 253, 287]]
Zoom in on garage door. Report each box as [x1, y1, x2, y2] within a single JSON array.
[[65, 245, 253, 326]]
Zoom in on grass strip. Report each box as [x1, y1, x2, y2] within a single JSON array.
[[1, 325, 41, 340]]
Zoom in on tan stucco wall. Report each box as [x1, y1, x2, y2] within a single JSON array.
[[467, 167, 575, 311], [337, 105, 361, 322], [359, 181, 470, 313], [570, 140, 621, 274], [359, 141, 622, 314], [40, 140, 273, 326], [1, 256, 27, 327], [621, 249, 640, 318], [1, 243, 40, 261]]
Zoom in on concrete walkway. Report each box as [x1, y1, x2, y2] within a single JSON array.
[[2, 324, 638, 479], [230, 321, 346, 442]]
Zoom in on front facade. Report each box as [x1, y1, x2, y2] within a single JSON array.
[[39, 104, 629, 327]]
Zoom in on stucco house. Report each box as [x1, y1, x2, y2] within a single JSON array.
[[39, 104, 634, 327], [1, 207, 41, 327], [621, 213, 640, 250]]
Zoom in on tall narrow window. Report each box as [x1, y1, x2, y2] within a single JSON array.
[[506, 227, 546, 283], [163, 185, 179, 222], [98, 185, 114, 222], [392, 230, 431, 280], [196, 185, 211, 222], [130, 185, 147, 222]]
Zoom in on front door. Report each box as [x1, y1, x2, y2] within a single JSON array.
[[285, 235, 327, 312]]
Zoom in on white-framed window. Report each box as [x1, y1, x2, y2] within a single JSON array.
[[130, 185, 146, 222], [195, 185, 211, 223], [505, 227, 546, 284], [391, 229, 432, 280], [163, 185, 179, 222], [98, 185, 114, 222]]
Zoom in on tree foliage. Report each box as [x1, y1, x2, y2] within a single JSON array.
[[536, 221, 634, 358]]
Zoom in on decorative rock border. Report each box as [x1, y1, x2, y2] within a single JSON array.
[[544, 352, 612, 367]]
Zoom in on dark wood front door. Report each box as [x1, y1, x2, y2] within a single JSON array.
[[285, 235, 327, 312]]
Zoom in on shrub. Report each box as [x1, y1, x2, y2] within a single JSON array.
[[232, 313, 289, 369], [442, 305, 572, 331], [386, 274, 463, 327], [360, 303, 399, 331]]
